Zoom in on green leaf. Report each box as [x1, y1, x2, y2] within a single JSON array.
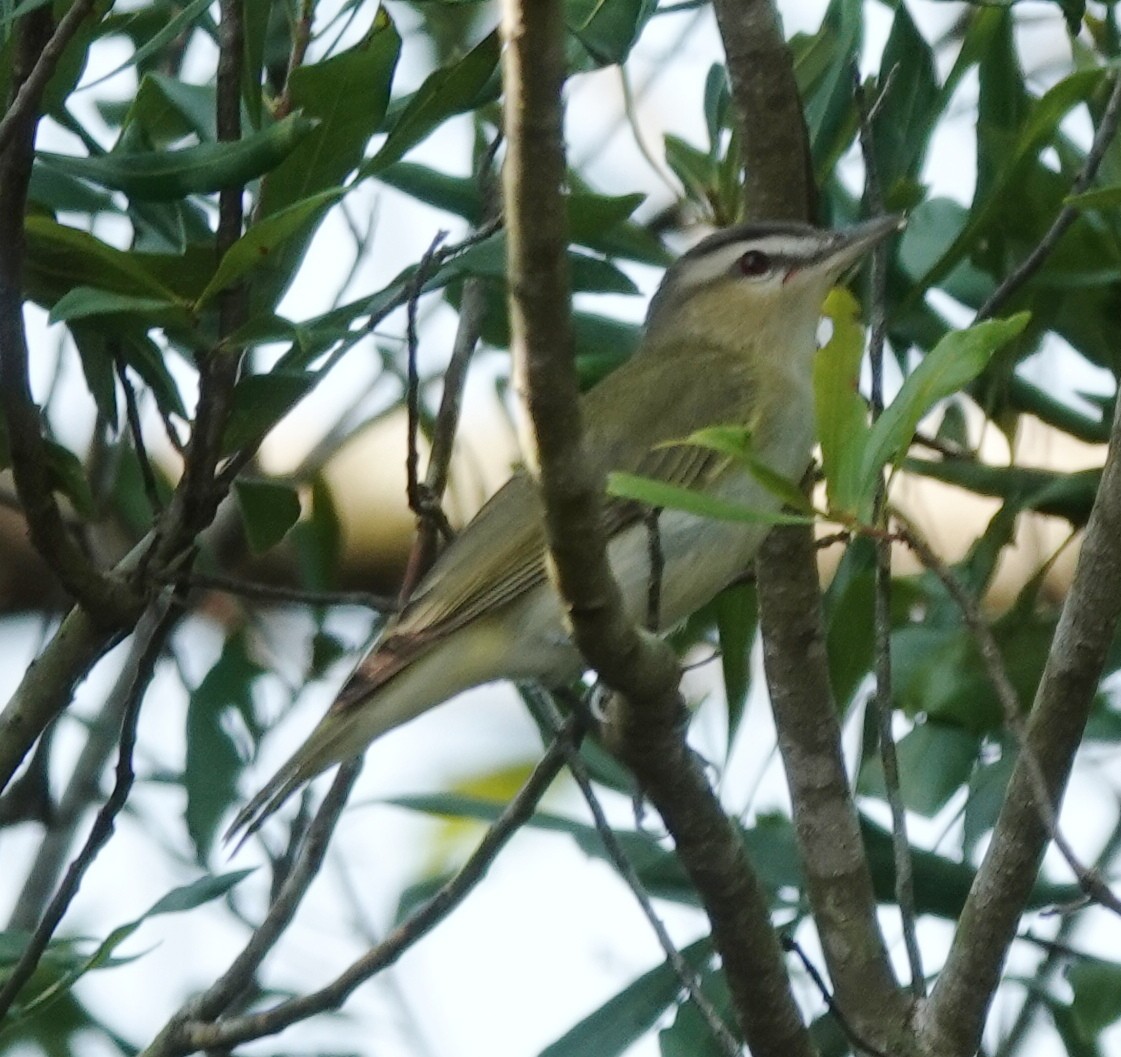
[[538, 939, 712, 1057], [606, 473, 812, 526], [48, 286, 183, 324], [872, 3, 939, 203], [674, 426, 813, 512], [1069, 959, 1121, 1035], [124, 73, 217, 147], [903, 457, 1098, 528], [659, 963, 735, 1057], [715, 582, 757, 744], [859, 722, 979, 817], [80, 0, 212, 89], [221, 370, 316, 455], [25, 216, 180, 303], [861, 313, 1030, 496], [364, 30, 499, 174], [1065, 183, 1121, 210], [565, 0, 656, 68], [187, 634, 265, 861], [912, 66, 1107, 298], [195, 189, 343, 309], [291, 474, 342, 591], [8, 870, 252, 1021], [261, 8, 400, 216], [37, 113, 318, 201], [234, 478, 302, 554], [802, 0, 863, 179], [43, 441, 94, 517], [143, 869, 254, 916], [814, 286, 870, 516]]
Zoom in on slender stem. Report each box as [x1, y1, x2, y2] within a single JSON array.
[[855, 71, 925, 998], [0, 599, 178, 1019], [0, 0, 101, 157], [977, 71, 1121, 323], [143, 727, 574, 1055]]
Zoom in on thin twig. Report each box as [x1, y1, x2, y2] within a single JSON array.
[[644, 506, 664, 632], [401, 229, 456, 585], [854, 67, 925, 997], [172, 569, 398, 613], [400, 135, 501, 591], [528, 688, 741, 1057], [781, 935, 890, 1057], [274, 0, 315, 119], [977, 70, 1121, 322], [0, 0, 100, 157], [150, 725, 575, 1054], [0, 597, 179, 1019], [114, 355, 163, 516], [181, 760, 361, 1024], [897, 521, 1121, 918]]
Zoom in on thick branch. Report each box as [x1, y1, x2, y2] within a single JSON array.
[[712, 0, 905, 1038], [712, 0, 815, 224], [757, 528, 909, 1037], [500, 2, 812, 1055], [921, 396, 1121, 1056]]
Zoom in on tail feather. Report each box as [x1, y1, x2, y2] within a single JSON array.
[[223, 765, 309, 854]]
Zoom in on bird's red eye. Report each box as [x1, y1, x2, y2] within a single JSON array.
[[738, 250, 771, 277]]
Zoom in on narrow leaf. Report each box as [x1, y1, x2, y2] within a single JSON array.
[[607, 473, 811, 526], [860, 313, 1030, 493], [814, 286, 870, 516], [234, 478, 302, 554]]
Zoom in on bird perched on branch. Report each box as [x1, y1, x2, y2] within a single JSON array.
[[228, 214, 902, 843]]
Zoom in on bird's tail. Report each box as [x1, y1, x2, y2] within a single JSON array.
[[223, 755, 315, 854]]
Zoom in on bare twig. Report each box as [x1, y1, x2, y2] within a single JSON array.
[[0, 0, 101, 157], [173, 569, 398, 613], [6, 619, 188, 930], [404, 231, 449, 517], [183, 759, 361, 1025], [922, 391, 1121, 1054], [977, 70, 1121, 322], [274, 0, 315, 119], [400, 228, 455, 603], [644, 506, 664, 632], [854, 68, 925, 998], [527, 688, 741, 1057], [0, 598, 179, 1019], [781, 935, 890, 1057], [145, 725, 575, 1055], [115, 355, 164, 516], [897, 522, 1121, 918]]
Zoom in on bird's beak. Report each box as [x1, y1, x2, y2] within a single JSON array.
[[817, 213, 906, 277]]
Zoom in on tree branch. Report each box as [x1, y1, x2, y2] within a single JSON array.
[[0, 5, 139, 622], [0, 597, 177, 1019], [712, 0, 907, 1040], [501, 2, 812, 1054], [921, 394, 1121, 1055], [143, 724, 575, 1055]]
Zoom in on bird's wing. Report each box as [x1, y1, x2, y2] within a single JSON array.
[[342, 340, 760, 700]]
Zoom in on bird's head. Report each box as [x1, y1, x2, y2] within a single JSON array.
[[644, 215, 904, 352]]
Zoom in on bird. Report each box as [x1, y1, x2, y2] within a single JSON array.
[[227, 214, 902, 844]]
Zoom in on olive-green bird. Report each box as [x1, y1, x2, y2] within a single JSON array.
[[228, 215, 901, 842]]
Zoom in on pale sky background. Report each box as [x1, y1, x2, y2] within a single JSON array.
[[3, 3, 1119, 1057]]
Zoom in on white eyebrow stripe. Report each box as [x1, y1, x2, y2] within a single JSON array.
[[676, 234, 826, 289]]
